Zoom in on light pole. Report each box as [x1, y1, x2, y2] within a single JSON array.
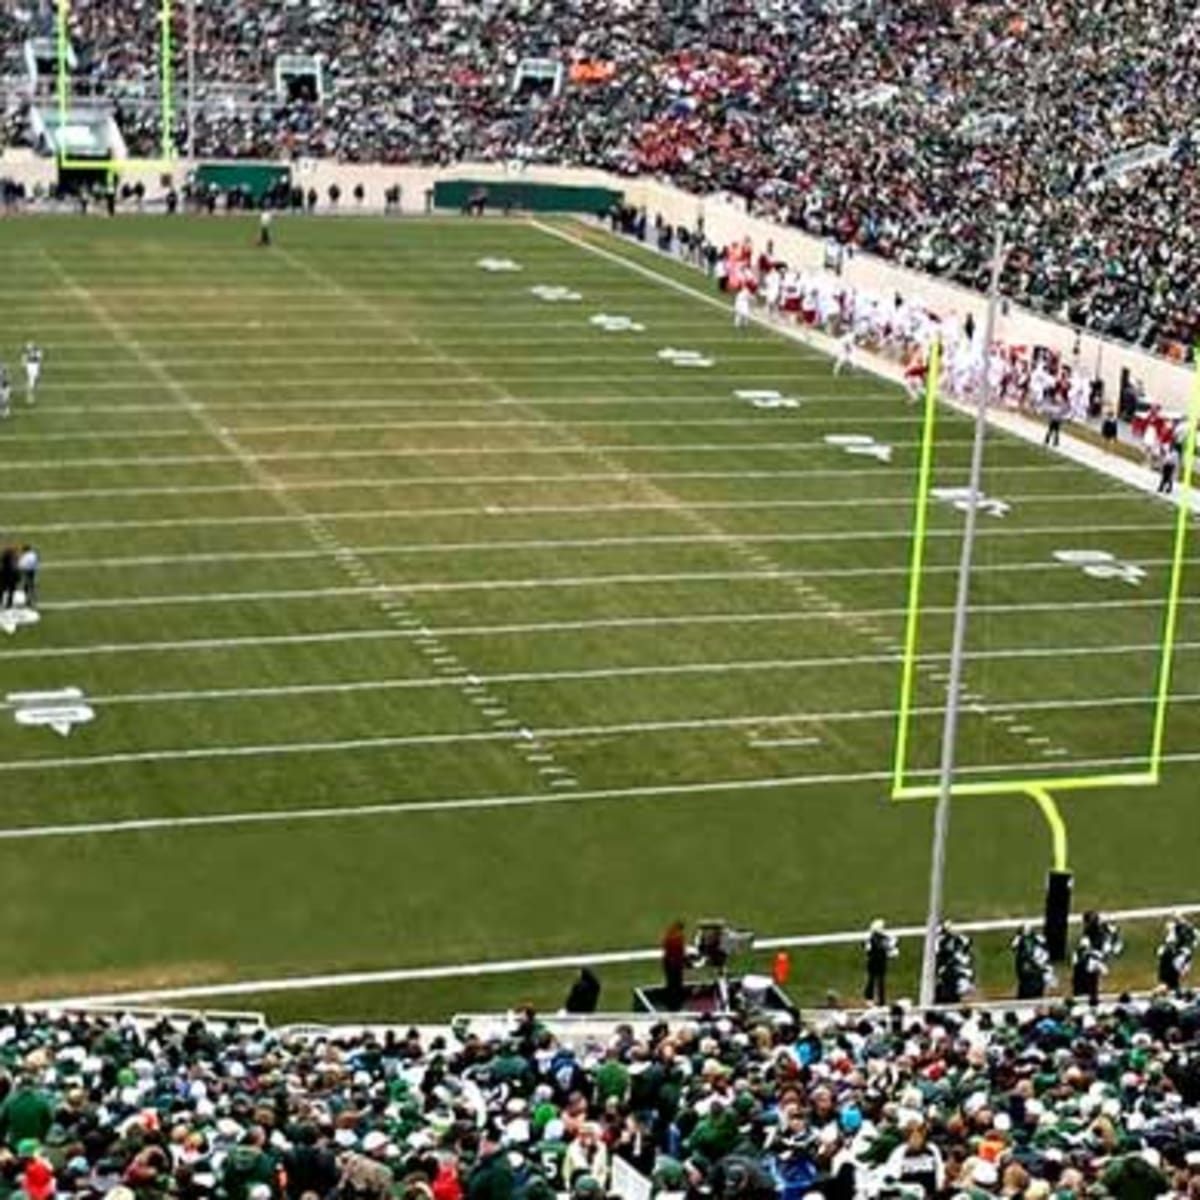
[[918, 228, 1007, 1009]]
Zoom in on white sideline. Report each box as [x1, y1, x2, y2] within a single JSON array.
[[41, 523, 1179, 572], [33, 900, 1200, 1009]]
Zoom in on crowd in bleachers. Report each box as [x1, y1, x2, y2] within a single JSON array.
[[3, 2, 1200, 355], [4, 983, 1200, 1200]]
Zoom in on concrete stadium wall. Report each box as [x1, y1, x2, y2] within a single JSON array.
[[2, 150, 1190, 412]]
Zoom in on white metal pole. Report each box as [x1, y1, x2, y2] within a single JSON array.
[[918, 229, 1007, 1008], [186, 0, 195, 161]]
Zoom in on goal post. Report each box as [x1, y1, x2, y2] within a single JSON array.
[[891, 346, 1200, 804], [55, 0, 177, 171]]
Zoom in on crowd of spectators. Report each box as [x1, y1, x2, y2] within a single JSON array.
[[3, 991, 1200, 1200], [4, 2, 1200, 355]]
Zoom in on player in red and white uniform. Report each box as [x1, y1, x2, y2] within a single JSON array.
[[903, 347, 929, 403]]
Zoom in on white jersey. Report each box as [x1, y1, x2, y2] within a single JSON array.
[[734, 288, 753, 327]]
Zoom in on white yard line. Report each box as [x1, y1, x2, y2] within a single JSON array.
[[36, 373, 861, 392], [0, 749, 1189, 845], [6, 649, 1192, 712], [0, 439, 995, 472], [14, 492, 1144, 536], [0, 596, 1182, 662], [41, 523, 1179, 572], [35, 556, 1200, 610], [26, 900, 1200, 1009], [35, 393, 901, 413], [0, 416, 934, 444], [0, 707, 1187, 777], [0, 464, 1089, 502]]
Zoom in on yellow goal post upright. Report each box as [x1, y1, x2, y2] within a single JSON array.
[[55, 0, 178, 176], [891, 335, 1199, 951]]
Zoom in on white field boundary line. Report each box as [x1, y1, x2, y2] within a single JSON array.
[[30, 900, 1200, 1009], [35, 559, 1200, 611], [14, 492, 1149, 534], [0, 439, 1013, 471], [0, 464, 1085, 503], [41, 524, 1181, 571], [1, 597, 1186, 662], [538, 219, 1200, 515], [12, 664, 1194, 714], [2, 749, 1197, 846]]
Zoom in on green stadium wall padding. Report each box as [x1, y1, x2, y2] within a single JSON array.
[[433, 179, 623, 214], [194, 163, 292, 202]]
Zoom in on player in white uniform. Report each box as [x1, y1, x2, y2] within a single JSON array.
[[733, 286, 753, 331], [0, 364, 10, 419], [1068, 369, 1091, 421], [23, 343, 42, 404], [833, 329, 856, 375]]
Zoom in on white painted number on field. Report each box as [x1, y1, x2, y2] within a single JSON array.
[[7, 688, 94, 737], [0, 606, 40, 636], [735, 389, 800, 409], [658, 348, 714, 369], [1054, 549, 1146, 586], [477, 257, 522, 272], [824, 434, 893, 464], [590, 314, 645, 333], [931, 486, 1011, 518], [530, 285, 582, 302]]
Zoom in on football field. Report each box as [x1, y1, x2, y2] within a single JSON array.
[[0, 214, 1196, 1018]]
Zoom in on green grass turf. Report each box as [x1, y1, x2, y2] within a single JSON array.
[[0, 214, 1195, 1014]]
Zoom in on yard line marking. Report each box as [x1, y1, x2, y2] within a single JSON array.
[[31, 392, 908, 414], [39, 523, 1182, 572], [35, 373, 895, 392], [6, 595, 1184, 660], [13, 492, 1147, 535], [0, 439, 1000, 472], [34, 899, 1200, 1007], [0, 416, 938, 444], [748, 736, 822, 748], [0, 750, 1194, 850], [35, 556, 1200, 610], [0, 463, 1084, 502], [0, 696, 1185, 774], [13, 646, 1198, 711]]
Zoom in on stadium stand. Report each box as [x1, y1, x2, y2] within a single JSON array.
[[3, 2, 1200, 356], [1, 997, 1200, 1200]]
